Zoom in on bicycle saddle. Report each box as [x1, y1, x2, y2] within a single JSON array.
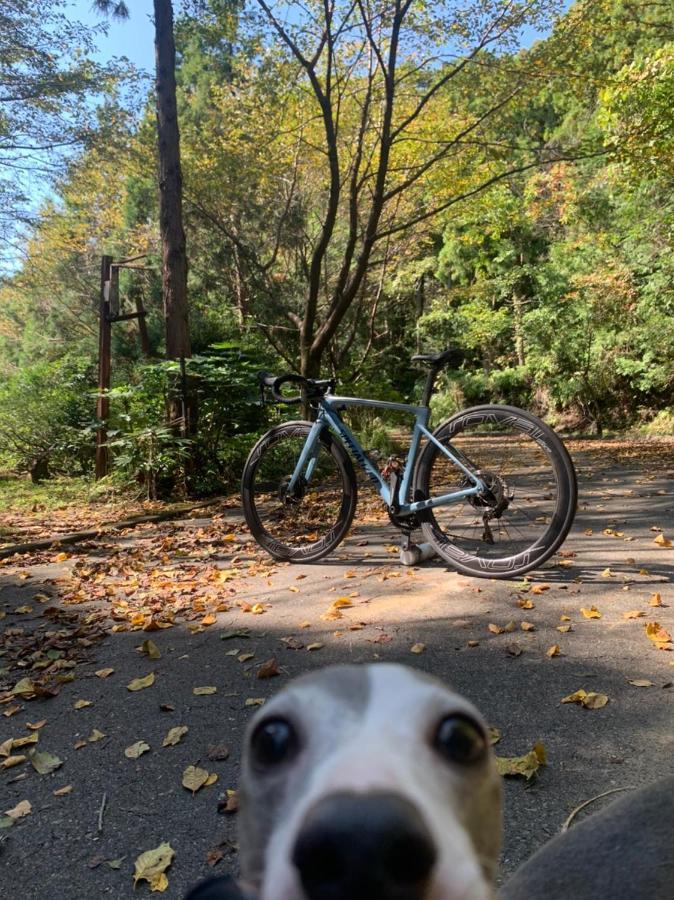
[[411, 348, 460, 367]]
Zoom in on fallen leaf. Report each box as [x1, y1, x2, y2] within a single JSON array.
[[517, 598, 535, 610], [245, 698, 265, 707], [29, 749, 62, 775], [257, 658, 280, 679], [653, 533, 672, 548], [645, 622, 672, 649], [628, 679, 655, 688], [127, 673, 155, 692], [332, 597, 353, 609], [207, 744, 230, 761], [95, 668, 115, 679], [133, 842, 174, 892], [560, 615, 571, 621], [649, 593, 663, 607], [557, 624, 573, 633], [238, 652, 255, 663], [4, 799, 32, 820], [106, 857, 125, 870], [410, 643, 426, 654], [503, 621, 516, 633], [11, 733, 38, 749], [580, 606, 602, 619], [88, 729, 106, 743], [218, 789, 239, 814], [623, 610, 645, 619], [162, 726, 188, 748], [531, 584, 550, 594], [467, 640, 480, 648], [496, 742, 546, 780], [205, 773, 218, 787], [488, 623, 504, 635], [2, 705, 22, 718], [2, 755, 26, 769], [561, 689, 609, 709], [53, 785, 73, 796], [125, 741, 150, 759], [546, 644, 561, 658], [182, 765, 209, 794], [26, 720, 47, 731], [488, 727, 502, 745], [74, 699, 92, 710], [12, 678, 37, 699], [139, 640, 161, 660], [307, 642, 324, 651], [193, 686, 217, 696]]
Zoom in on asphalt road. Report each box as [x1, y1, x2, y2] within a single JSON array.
[[1, 442, 673, 899]]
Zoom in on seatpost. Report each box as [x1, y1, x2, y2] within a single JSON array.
[[420, 365, 440, 408]]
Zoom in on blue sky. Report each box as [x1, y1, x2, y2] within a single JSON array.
[[70, 0, 156, 71]]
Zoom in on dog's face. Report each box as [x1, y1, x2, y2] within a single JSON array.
[[238, 663, 502, 900]]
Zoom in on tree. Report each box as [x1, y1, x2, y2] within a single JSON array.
[[0, 0, 125, 272]]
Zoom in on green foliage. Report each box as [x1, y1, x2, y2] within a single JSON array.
[[0, 357, 97, 479]]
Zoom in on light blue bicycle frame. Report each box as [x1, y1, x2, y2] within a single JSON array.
[[287, 394, 486, 516]]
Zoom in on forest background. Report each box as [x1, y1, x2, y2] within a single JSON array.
[[0, 0, 672, 500]]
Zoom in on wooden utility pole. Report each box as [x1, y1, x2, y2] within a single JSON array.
[[95, 255, 113, 479]]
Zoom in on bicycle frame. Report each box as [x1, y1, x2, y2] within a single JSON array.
[[287, 394, 486, 516]]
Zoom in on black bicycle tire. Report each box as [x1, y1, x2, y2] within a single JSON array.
[[413, 405, 577, 578], [241, 420, 358, 563]]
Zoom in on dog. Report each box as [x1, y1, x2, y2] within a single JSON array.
[[186, 664, 674, 900]]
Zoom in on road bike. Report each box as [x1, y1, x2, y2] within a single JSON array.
[[240, 349, 577, 578]]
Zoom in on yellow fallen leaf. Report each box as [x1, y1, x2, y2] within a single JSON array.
[[15, 605, 33, 614], [653, 533, 672, 548], [204, 773, 218, 787], [561, 689, 609, 709], [645, 622, 672, 648], [332, 597, 353, 609], [520, 622, 535, 632], [2, 754, 26, 769], [182, 765, 209, 794], [488, 623, 503, 634], [584, 528, 593, 536], [133, 842, 174, 892], [601, 568, 613, 578], [517, 598, 535, 610], [53, 785, 73, 796], [26, 720, 47, 731], [162, 726, 188, 748], [503, 621, 516, 633], [245, 698, 265, 707], [74, 699, 92, 710], [307, 642, 324, 651], [4, 799, 32, 820], [546, 644, 561, 658], [560, 615, 571, 621], [29, 749, 62, 774], [238, 652, 255, 663], [88, 729, 106, 743], [193, 686, 217, 696], [581, 606, 602, 619], [410, 643, 426, 654], [127, 673, 155, 692], [628, 679, 654, 688], [201, 613, 217, 626], [10, 733, 38, 750], [496, 742, 546, 780], [623, 610, 645, 619], [649, 593, 663, 607], [125, 741, 150, 759], [557, 624, 573, 633], [12, 678, 37, 699], [95, 668, 115, 679], [531, 584, 550, 594]]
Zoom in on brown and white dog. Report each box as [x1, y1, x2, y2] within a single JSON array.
[[186, 663, 674, 900]]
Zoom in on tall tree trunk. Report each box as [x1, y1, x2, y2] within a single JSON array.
[[154, 0, 190, 363]]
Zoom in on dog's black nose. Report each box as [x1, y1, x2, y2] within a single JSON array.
[[292, 790, 437, 900]]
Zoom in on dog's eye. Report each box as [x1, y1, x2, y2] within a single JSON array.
[[250, 717, 298, 767], [433, 714, 487, 765]]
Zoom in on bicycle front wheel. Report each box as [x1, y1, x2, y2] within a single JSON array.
[[413, 405, 577, 578], [241, 421, 357, 562]]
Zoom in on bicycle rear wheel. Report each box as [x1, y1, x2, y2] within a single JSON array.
[[241, 421, 357, 562], [413, 405, 577, 578]]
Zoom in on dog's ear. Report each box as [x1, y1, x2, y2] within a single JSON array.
[[183, 875, 252, 899]]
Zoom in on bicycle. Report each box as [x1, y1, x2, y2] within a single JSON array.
[[240, 349, 577, 578]]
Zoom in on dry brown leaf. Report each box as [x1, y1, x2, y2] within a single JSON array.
[[623, 610, 645, 619], [53, 785, 73, 797], [410, 643, 426, 654], [307, 642, 324, 651], [1, 754, 26, 769], [557, 624, 573, 633], [653, 533, 672, 548], [162, 726, 188, 748], [520, 622, 536, 632], [332, 597, 353, 609], [531, 584, 550, 594], [74, 699, 92, 710], [125, 741, 150, 759], [546, 644, 561, 658], [95, 668, 115, 679], [649, 593, 663, 607], [245, 698, 265, 707], [4, 799, 32, 820], [488, 623, 504, 635], [257, 658, 280, 679], [517, 598, 535, 610]]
